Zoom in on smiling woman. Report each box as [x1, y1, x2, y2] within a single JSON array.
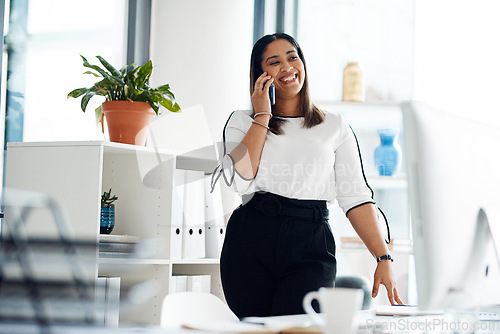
[[212, 33, 402, 319]]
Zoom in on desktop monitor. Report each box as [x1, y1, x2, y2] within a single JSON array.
[[402, 101, 500, 311]]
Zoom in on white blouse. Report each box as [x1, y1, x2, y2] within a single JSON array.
[[211, 110, 375, 215]]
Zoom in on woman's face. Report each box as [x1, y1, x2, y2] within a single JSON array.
[[260, 39, 305, 99]]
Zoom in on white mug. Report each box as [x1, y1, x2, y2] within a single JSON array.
[[303, 287, 363, 334]]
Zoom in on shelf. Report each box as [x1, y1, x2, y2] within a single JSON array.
[[171, 258, 220, 265], [8, 140, 219, 175], [6, 140, 159, 153], [339, 237, 413, 254], [98, 257, 220, 265], [316, 101, 403, 132], [176, 145, 218, 173], [5, 140, 223, 326], [7, 140, 106, 148], [99, 234, 140, 243], [316, 100, 402, 109], [98, 257, 171, 265], [366, 175, 408, 190]]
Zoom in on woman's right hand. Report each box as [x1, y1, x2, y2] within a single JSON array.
[[251, 72, 274, 115]]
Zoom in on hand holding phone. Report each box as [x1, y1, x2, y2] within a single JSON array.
[[252, 73, 274, 112]]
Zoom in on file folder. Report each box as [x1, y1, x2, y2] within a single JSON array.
[[169, 169, 186, 259], [204, 176, 226, 258], [182, 170, 206, 259], [187, 275, 211, 293], [104, 277, 120, 326], [169, 275, 188, 293]]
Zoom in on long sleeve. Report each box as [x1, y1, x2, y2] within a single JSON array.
[[210, 111, 255, 195], [334, 116, 375, 215]]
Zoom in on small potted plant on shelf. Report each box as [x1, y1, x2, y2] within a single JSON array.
[[67, 55, 181, 146], [101, 188, 118, 234]]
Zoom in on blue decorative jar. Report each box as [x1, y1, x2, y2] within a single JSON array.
[[374, 129, 401, 176], [100, 204, 115, 234]]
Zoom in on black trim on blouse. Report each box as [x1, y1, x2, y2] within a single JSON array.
[[348, 125, 391, 245], [345, 201, 376, 217]]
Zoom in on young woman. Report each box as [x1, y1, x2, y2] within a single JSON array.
[[211, 33, 403, 318]]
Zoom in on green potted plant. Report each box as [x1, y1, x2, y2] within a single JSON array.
[[67, 55, 181, 146], [101, 188, 118, 234]]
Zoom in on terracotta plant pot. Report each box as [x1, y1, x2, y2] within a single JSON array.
[[102, 101, 155, 146]]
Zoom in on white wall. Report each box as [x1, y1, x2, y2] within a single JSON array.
[[149, 0, 254, 218], [413, 0, 500, 123], [149, 0, 254, 139], [297, 0, 415, 102]]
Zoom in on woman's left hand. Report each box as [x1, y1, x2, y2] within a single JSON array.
[[372, 260, 404, 305]]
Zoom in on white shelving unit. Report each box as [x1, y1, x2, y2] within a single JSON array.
[[317, 101, 406, 178], [3, 141, 221, 326], [317, 102, 415, 305], [366, 176, 408, 190], [317, 101, 410, 236]]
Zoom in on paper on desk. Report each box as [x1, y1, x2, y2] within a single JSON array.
[[375, 305, 443, 316], [182, 320, 275, 334], [182, 319, 323, 334], [243, 314, 318, 330]]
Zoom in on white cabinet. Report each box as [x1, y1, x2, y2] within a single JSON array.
[[4, 141, 221, 326]]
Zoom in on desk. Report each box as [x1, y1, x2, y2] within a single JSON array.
[[244, 309, 500, 334], [359, 313, 500, 333], [2, 309, 500, 334]]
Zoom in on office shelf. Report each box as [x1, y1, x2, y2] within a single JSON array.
[[98, 258, 172, 265], [98, 257, 220, 265], [171, 258, 220, 264], [316, 101, 403, 132], [340, 236, 413, 254], [366, 175, 408, 190], [4, 141, 221, 326]]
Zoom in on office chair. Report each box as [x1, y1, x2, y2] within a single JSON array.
[[335, 275, 372, 310]]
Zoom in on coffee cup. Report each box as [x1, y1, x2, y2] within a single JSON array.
[[303, 287, 363, 334]]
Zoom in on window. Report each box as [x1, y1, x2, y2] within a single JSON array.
[[5, 0, 127, 142]]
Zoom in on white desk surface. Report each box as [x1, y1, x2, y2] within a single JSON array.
[[2, 308, 500, 334], [245, 309, 500, 334]]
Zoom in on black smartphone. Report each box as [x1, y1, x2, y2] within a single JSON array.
[[269, 83, 275, 105]]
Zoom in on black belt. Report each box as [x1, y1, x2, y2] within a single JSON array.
[[242, 192, 329, 221]]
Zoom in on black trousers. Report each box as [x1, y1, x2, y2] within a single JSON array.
[[220, 192, 337, 319]]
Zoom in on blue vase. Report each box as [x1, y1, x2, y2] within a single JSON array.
[[100, 204, 115, 234], [374, 129, 401, 176]]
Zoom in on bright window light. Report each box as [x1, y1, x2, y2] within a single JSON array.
[[21, 0, 127, 142]]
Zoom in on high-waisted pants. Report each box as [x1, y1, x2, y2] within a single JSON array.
[[220, 191, 337, 319]]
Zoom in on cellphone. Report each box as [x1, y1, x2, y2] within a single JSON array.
[[269, 83, 275, 105]]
